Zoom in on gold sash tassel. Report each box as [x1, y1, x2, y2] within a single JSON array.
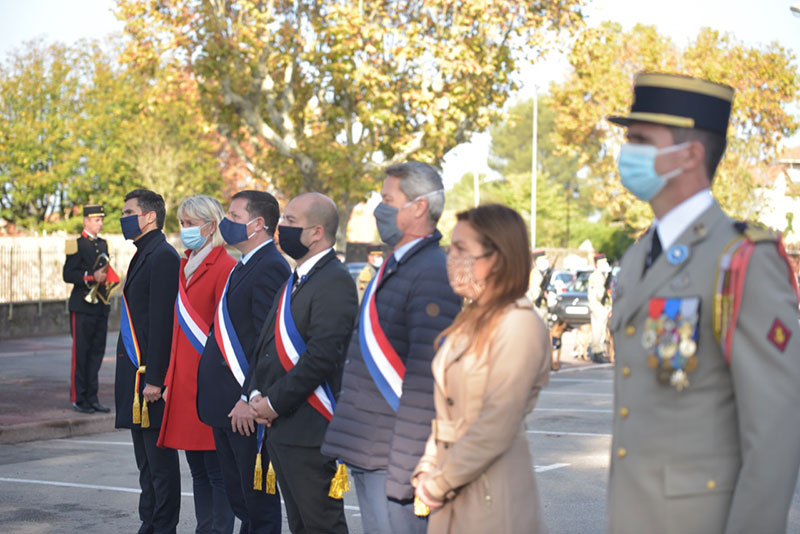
[[132, 366, 148, 427], [328, 462, 350, 499], [140, 399, 150, 429], [414, 496, 431, 517], [253, 453, 263, 491], [265, 461, 277, 495]]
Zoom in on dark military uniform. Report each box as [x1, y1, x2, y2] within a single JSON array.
[[62, 205, 112, 413]]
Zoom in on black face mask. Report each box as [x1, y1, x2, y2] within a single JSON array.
[[278, 225, 310, 260]]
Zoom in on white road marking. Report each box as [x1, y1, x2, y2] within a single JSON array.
[[527, 430, 611, 438], [534, 408, 613, 414], [534, 463, 571, 473], [549, 378, 613, 383], [0, 476, 363, 511], [554, 363, 614, 373], [540, 391, 613, 397], [57, 439, 131, 446]]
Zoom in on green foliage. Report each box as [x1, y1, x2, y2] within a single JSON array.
[[549, 23, 800, 232], [0, 38, 224, 232]]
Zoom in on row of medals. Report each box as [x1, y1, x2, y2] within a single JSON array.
[[643, 317, 698, 391]]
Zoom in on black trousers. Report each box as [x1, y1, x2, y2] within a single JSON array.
[[131, 428, 181, 534], [70, 311, 108, 406], [212, 426, 281, 534], [185, 450, 235, 534], [267, 441, 348, 534]]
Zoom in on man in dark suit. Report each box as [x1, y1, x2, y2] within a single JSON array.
[[115, 189, 181, 534], [245, 192, 358, 534], [63, 204, 115, 413], [197, 190, 289, 534]]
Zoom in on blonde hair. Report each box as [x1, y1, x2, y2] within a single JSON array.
[[177, 195, 225, 249]]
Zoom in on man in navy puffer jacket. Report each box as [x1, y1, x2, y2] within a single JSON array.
[[322, 162, 460, 534]]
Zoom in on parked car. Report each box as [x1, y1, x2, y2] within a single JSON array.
[[546, 269, 576, 308], [552, 270, 592, 327]]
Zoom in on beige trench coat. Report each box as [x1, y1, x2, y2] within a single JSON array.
[[413, 298, 551, 534]]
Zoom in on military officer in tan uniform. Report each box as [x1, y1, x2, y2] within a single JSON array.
[[606, 73, 800, 534]]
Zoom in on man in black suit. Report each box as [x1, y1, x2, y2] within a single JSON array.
[[197, 190, 289, 534], [245, 192, 358, 534], [62, 204, 115, 413], [115, 189, 181, 534]]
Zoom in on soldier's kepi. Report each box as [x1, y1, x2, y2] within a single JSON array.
[[605, 72, 800, 534]]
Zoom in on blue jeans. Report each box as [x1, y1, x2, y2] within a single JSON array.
[[349, 465, 426, 534]]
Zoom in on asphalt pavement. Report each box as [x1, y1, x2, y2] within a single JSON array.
[[2, 331, 800, 533]]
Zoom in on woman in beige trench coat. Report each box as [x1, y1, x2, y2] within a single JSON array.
[[412, 204, 551, 534]]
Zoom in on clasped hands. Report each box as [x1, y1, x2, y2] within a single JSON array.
[[228, 394, 278, 436], [413, 472, 444, 511]]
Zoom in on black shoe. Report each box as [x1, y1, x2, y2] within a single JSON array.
[[90, 402, 111, 413], [72, 402, 95, 414]]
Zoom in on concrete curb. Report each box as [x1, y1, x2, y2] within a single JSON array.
[[0, 414, 116, 445]]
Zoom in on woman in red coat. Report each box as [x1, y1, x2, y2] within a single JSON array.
[[158, 195, 236, 534]]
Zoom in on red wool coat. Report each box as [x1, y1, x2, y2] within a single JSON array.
[[158, 245, 236, 450]]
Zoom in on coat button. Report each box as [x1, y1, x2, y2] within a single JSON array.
[[617, 447, 627, 459], [622, 366, 631, 377], [443, 443, 450, 449], [706, 480, 716, 490], [619, 407, 629, 418], [446, 397, 454, 406], [625, 325, 636, 337]]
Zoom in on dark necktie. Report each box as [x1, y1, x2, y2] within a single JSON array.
[[292, 272, 307, 294], [644, 230, 662, 274]]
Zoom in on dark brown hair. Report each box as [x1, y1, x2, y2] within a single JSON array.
[[437, 204, 532, 356]]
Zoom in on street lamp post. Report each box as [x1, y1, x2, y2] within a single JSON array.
[[531, 85, 538, 249]]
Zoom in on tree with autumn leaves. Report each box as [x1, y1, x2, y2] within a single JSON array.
[[549, 23, 800, 233], [115, 0, 584, 245], [0, 39, 224, 232]]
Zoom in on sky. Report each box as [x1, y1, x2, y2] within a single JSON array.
[[1, 0, 799, 187]]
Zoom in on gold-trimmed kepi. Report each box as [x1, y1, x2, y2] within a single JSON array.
[[608, 73, 734, 136], [83, 204, 105, 218]]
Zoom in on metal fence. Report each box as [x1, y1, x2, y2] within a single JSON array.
[[0, 235, 181, 305]]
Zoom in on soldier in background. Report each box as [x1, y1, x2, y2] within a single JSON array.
[[526, 251, 550, 322], [62, 205, 115, 414], [357, 246, 384, 303], [587, 253, 611, 363]]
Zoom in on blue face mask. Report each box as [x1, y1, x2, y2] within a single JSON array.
[[180, 222, 210, 251], [120, 214, 142, 240], [219, 217, 260, 245], [617, 143, 688, 201]]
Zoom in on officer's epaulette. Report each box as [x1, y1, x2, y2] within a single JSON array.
[[65, 238, 78, 255], [733, 221, 778, 243]]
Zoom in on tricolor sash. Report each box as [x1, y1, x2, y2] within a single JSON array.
[[274, 275, 336, 421], [213, 271, 249, 386], [175, 270, 210, 356], [120, 290, 149, 427], [358, 260, 405, 412]]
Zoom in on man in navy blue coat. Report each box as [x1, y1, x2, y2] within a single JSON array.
[[197, 190, 289, 534], [322, 162, 461, 534], [115, 189, 181, 534]]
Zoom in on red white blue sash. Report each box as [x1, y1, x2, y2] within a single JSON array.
[[120, 291, 142, 370], [175, 270, 210, 356], [213, 271, 249, 386], [274, 276, 336, 421], [358, 260, 405, 412]]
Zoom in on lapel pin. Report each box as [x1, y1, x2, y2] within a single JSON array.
[[666, 244, 689, 265]]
